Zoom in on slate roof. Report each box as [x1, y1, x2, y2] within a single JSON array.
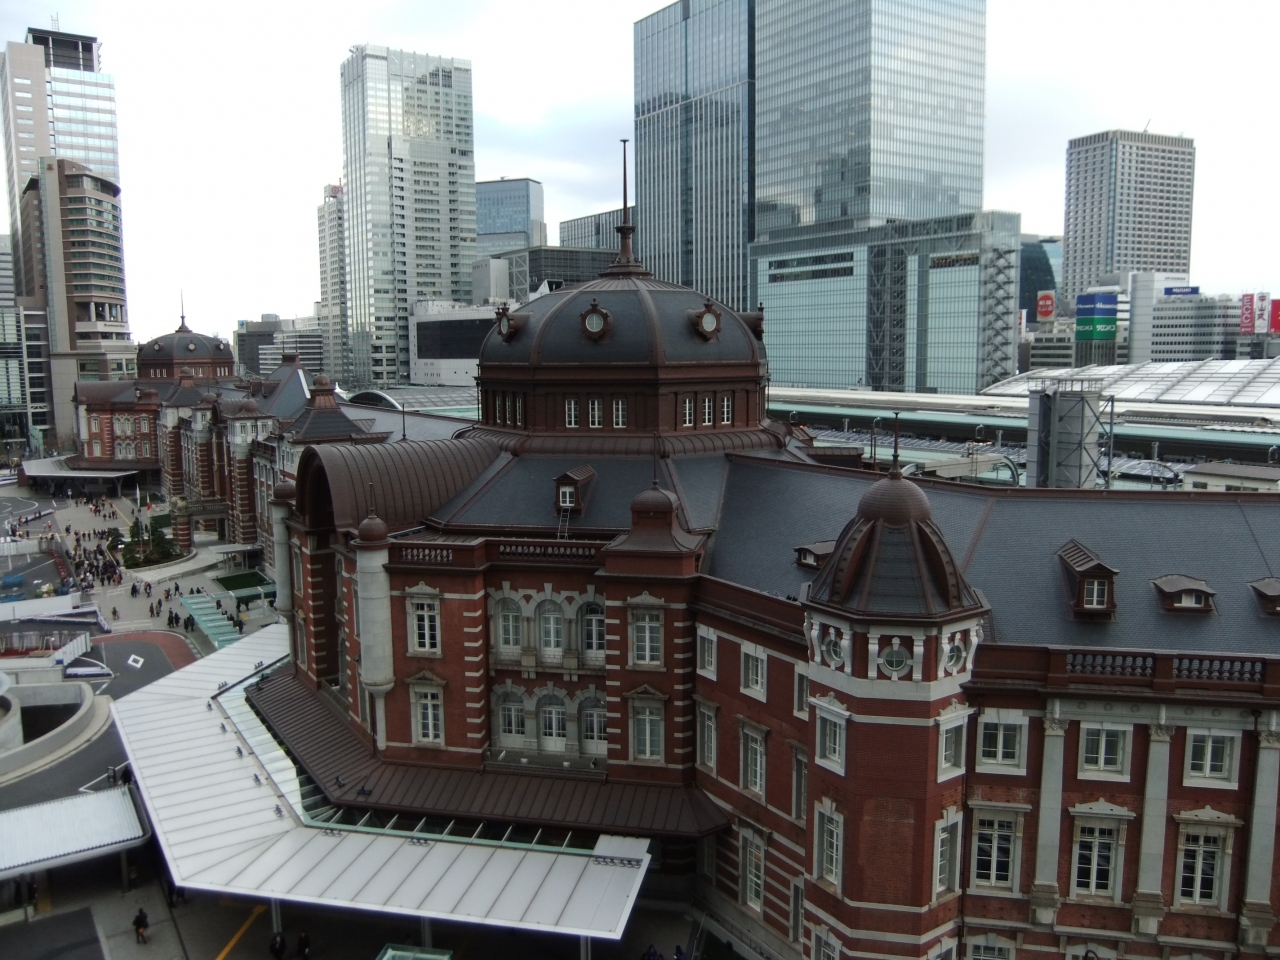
[[248, 669, 727, 838], [1183, 462, 1280, 481]]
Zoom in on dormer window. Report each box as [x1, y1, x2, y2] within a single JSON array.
[[1057, 540, 1118, 619], [1083, 578, 1109, 609], [553, 465, 596, 516], [1249, 578, 1280, 615], [1152, 575, 1215, 613], [794, 541, 836, 570]]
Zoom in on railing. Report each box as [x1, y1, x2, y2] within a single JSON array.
[[1173, 658, 1264, 683], [1065, 653, 1154, 677], [497, 542, 597, 562], [398, 546, 453, 564]]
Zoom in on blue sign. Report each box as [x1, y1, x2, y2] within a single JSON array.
[[1164, 286, 1199, 296]]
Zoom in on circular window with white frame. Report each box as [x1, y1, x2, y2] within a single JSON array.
[[945, 634, 967, 673], [878, 639, 912, 678]]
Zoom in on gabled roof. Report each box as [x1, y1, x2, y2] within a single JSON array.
[[1152, 574, 1215, 596], [1057, 539, 1119, 576]]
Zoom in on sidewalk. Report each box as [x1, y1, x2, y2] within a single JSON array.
[[51, 495, 279, 658]]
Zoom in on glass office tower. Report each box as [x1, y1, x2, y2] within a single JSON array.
[[635, 0, 754, 311], [341, 46, 476, 385], [2, 28, 120, 299], [753, 0, 985, 242]]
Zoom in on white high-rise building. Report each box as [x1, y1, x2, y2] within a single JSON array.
[[2, 28, 120, 299], [1062, 130, 1195, 302], [1128, 272, 1238, 364], [317, 184, 349, 384], [340, 46, 476, 386]]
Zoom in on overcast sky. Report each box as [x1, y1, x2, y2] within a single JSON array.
[[2, 0, 1276, 343]]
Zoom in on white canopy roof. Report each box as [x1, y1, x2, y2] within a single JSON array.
[[0, 785, 148, 880], [112, 625, 650, 940]]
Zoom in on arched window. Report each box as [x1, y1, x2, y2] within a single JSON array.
[[580, 697, 607, 756], [494, 598, 521, 656], [538, 694, 567, 752], [537, 600, 564, 661], [497, 693, 526, 748], [580, 602, 606, 665]]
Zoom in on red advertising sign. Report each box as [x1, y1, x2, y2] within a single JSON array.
[[1241, 293, 1256, 335], [1271, 299, 1280, 335], [1036, 291, 1056, 319], [1257, 293, 1271, 336]]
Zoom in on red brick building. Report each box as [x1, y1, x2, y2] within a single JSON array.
[[259, 241, 1280, 960]]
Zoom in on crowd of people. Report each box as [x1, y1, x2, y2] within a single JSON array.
[[66, 528, 123, 592]]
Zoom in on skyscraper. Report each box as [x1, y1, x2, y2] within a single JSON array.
[[753, 0, 985, 243], [317, 184, 349, 383], [0, 233, 14, 306], [1061, 130, 1195, 302], [2, 28, 120, 299], [558, 206, 633, 250], [476, 178, 546, 257], [340, 46, 476, 385], [635, 0, 755, 310]]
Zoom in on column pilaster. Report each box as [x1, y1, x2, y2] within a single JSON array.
[[1133, 722, 1174, 934], [1031, 711, 1069, 925]]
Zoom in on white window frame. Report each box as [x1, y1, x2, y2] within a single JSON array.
[[792, 748, 808, 820], [1183, 729, 1242, 789], [632, 701, 664, 761], [580, 603, 606, 664], [741, 830, 765, 912], [1068, 803, 1133, 902], [558, 484, 575, 508], [495, 600, 521, 654], [793, 668, 809, 718], [967, 935, 1015, 960], [814, 697, 849, 776], [412, 685, 444, 745], [540, 702, 568, 751], [975, 710, 1029, 776], [588, 398, 603, 428], [740, 642, 767, 702], [1078, 722, 1133, 782], [741, 722, 767, 796], [969, 804, 1028, 894], [1172, 809, 1239, 912], [565, 398, 579, 428], [682, 396, 694, 427], [814, 799, 843, 894], [697, 703, 717, 771], [1083, 578, 1109, 608], [938, 717, 966, 782], [407, 596, 440, 655], [696, 625, 716, 678], [721, 394, 733, 424], [612, 398, 627, 428], [934, 808, 963, 899], [580, 701, 608, 755], [631, 609, 663, 666], [538, 602, 564, 660], [814, 932, 841, 960], [498, 699, 525, 745], [702, 395, 713, 425]]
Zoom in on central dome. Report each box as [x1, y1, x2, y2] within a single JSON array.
[[478, 275, 764, 369], [856, 472, 933, 526]]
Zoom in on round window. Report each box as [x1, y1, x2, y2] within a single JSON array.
[[946, 639, 966, 671], [822, 631, 843, 666], [880, 644, 909, 675], [700, 311, 718, 333], [585, 312, 605, 333]]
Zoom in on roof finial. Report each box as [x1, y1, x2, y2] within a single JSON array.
[[599, 138, 651, 279], [178, 291, 189, 333], [890, 412, 902, 479], [367, 482, 377, 518], [652, 431, 661, 489]]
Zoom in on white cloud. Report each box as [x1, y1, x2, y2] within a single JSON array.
[[1, 0, 1275, 346]]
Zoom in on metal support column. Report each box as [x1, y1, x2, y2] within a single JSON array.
[[420, 917, 432, 948], [270, 898, 282, 934], [580, 935, 591, 960]]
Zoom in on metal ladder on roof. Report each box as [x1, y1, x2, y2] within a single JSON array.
[[556, 506, 571, 540]]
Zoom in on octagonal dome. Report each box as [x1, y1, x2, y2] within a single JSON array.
[[478, 275, 764, 370], [141, 321, 229, 361]]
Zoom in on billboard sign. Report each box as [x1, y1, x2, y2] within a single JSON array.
[[1271, 300, 1280, 335], [1163, 286, 1199, 296], [1074, 293, 1118, 341], [1036, 291, 1056, 320], [1241, 293, 1256, 335], [1257, 293, 1270, 336]]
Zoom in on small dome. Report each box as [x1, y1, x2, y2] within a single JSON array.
[[179, 366, 194, 378], [200, 392, 218, 404], [239, 398, 260, 414], [856, 473, 932, 526], [314, 375, 332, 388], [631, 485, 679, 516], [357, 512, 389, 543], [139, 322, 227, 361], [272, 479, 297, 501]]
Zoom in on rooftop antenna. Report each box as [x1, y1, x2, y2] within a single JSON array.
[[178, 292, 189, 332], [400, 399, 407, 442], [1143, 118, 1151, 133], [51, 13, 59, 30], [890, 412, 902, 478], [651, 431, 660, 489], [599, 138, 650, 278]]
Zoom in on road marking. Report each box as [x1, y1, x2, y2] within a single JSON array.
[[126, 654, 145, 668], [214, 904, 265, 960]]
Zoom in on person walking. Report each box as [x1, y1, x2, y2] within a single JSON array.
[[295, 930, 311, 958], [133, 908, 149, 943], [269, 931, 287, 959]]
